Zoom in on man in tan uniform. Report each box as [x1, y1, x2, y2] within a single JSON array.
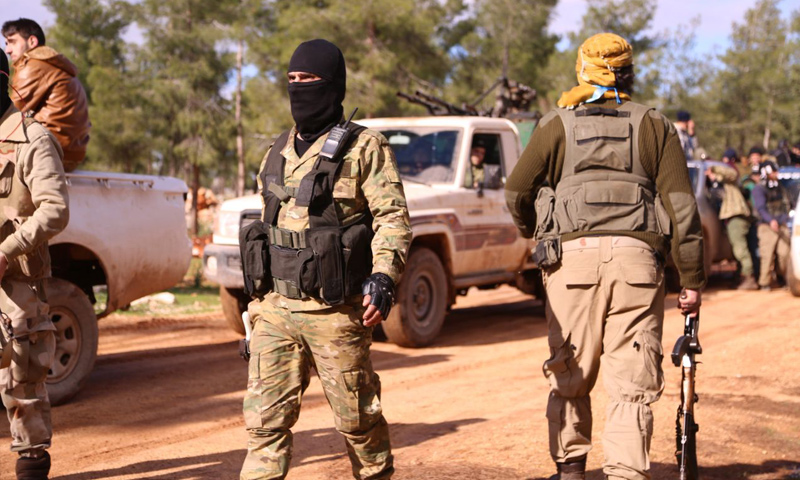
[[3, 18, 90, 172], [505, 33, 704, 480], [239, 39, 411, 480], [0, 52, 70, 480]]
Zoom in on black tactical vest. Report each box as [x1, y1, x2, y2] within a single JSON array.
[[240, 123, 373, 305]]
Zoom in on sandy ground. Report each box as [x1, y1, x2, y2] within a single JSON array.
[[2, 283, 800, 480]]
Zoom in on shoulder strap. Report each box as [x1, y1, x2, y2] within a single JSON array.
[[260, 129, 291, 225]]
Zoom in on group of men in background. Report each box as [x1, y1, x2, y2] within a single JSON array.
[[677, 111, 794, 291]]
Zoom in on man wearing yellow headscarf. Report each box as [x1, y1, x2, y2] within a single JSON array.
[[505, 33, 705, 479]]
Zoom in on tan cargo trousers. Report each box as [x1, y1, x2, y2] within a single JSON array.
[[756, 224, 790, 288], [543, 236, 665, 480], [241, 299, 393, 480], [0, 279, 56, 455]]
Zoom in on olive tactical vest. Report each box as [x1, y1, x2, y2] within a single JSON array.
[[552, 102, 668, 236], [0, 118, 51, 280]]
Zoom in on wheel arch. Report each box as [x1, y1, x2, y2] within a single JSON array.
[[49, 243, 110, 318]]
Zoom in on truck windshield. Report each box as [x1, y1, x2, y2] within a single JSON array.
[[379, 128, 462, 184]]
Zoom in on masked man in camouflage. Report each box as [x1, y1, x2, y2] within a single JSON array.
[[0, 52, 69, 480], [505, 33, 704, 480], [239, 39, 411, 480]]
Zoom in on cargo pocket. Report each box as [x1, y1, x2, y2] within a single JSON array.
[[621, 262, 659, 286], [336, 367, 382, 433], [634, 330, 665, 401], [583, 181, 646, 232], [0, 156, 15, 197], [244, 351, 301, 430], [543, 333, 575, 396], [563, 267, 598, 288], [16, 242, 50, 280]]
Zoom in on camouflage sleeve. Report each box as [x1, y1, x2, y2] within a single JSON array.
[[256, 148, 269, 213], [359, 131, 412, 284], [0, 124, 69, 259]]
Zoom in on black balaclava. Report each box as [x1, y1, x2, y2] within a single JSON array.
[[1, 53, 10, 115], [287, 39, 346, 143]]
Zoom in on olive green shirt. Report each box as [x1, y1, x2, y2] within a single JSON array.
[[505, 99, 705, 289]]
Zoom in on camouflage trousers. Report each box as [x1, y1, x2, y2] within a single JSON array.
[[0, 279, 55, 454], [241, 300, 393, 480]]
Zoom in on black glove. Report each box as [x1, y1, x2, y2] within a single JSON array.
[[361, 273, 396, 320]]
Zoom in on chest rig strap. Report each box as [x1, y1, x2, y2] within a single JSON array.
[[245, 112, 372, 305]]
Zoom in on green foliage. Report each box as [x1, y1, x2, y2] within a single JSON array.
[[38, 0, 800, 192]]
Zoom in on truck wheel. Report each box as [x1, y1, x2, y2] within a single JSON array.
[[788, 258, 800, 297], [46, 278, 98, 406], [221, 286, 249, 335], [383, 248, 447, 347]]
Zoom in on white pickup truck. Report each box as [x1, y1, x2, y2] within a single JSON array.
[[44, 171, 192, 404], [203, 116, 541, 347]]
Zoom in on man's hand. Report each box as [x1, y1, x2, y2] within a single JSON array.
[[770, 219, 780, 232], [361, 273, 395, 327], [679, 288, 701, 317], [0, 253, 8, 283]]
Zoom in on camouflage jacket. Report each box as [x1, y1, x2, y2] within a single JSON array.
[[257, 125, 411, 311], [0, 105, 69, 280]]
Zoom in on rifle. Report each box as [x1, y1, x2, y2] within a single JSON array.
[[671, 304, 702, 480]]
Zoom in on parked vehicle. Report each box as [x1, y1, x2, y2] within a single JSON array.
[[45, 171, 192, 404], [787, 191, 800, 297], [203, 116, 540, 347]]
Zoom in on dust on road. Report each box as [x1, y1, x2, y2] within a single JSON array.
[[2, 285, 799, 479]]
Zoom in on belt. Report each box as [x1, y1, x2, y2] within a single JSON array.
[[268, 225, 307, 249], [562, 236, 652, 252]]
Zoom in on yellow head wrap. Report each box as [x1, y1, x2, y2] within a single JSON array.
[[557, 33, 634, 109]]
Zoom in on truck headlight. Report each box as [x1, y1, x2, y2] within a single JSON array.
[[216, 210, 241, 238]]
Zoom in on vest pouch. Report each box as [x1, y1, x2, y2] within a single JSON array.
[[582, 181, 647, 232], [240, 220, 272, 297], [269, 245, 307, 295], [306, 227, 345, 305], [573, 118, 632, 173], [341, 219, 374, 296], [534, 187, 557, 241]]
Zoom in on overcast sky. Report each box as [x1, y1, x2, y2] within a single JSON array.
[[2, 0, 798, 57]]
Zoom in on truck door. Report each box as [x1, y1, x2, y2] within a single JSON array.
[[459, 131, 525, 274]]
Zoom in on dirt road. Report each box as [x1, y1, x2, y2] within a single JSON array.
[[2, 284, 800, 479]]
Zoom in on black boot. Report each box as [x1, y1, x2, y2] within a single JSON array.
[[547, 458, 586, 480], [16, 451, 50, 480]]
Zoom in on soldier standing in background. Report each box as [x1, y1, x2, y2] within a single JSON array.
[[3, 18, 90, 172], [505, 33, 704, 480], [751, 160, 791, 290], [239, 39, 411, 480], [0, 51, 70, 480]]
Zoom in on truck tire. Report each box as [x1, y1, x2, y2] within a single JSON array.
[[788, 257, 800, 297], [46, 278, 98, 406], [382, 247, 447, 347], [221, 286, 249, 336]]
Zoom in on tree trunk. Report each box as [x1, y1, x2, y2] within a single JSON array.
[[235, 37, 245, 196], [763, 94, 774, 150], [191, 162, 200, 237]]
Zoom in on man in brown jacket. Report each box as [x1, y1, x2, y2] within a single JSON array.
[[0, 50, 69, 480], [3, 18, 89, 172], [506, 33, 704, 480]]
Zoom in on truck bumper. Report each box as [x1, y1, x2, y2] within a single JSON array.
[[203, 244, 244, 289]]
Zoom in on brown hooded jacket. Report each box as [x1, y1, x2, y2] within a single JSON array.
[[11, 45, 90, 171]]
